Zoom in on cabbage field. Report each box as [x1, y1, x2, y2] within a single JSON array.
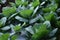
[[0, 0, 60, 40]]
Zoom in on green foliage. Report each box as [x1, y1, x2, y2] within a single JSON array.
[[32, 0, 40, 7], [0, 33, 10, 40], [56, 21, 60, 28], [42, 4, 58, 12], [9, 2, 16, 7], [44, 12, 54, 21], [15, 0, 22, 7], [55, 0, 60, 3], [0, 0, 59, 40], [32, 24, 49, 40], [11, 35, 17, 40], [13, 24, 21, 32], [0, 21, 3, 27], [22, 1, 28, 6], [20, 9, 33, 18], [2, 7, 16, 17], [15, 0, 28, 7]]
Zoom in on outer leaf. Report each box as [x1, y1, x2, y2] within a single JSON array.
[[0, 17, 7, 27], [15, 16, 28, 22], [25, 26, 34, 34], [49, 28, 58, 37], [1, 26, 10, 31]]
